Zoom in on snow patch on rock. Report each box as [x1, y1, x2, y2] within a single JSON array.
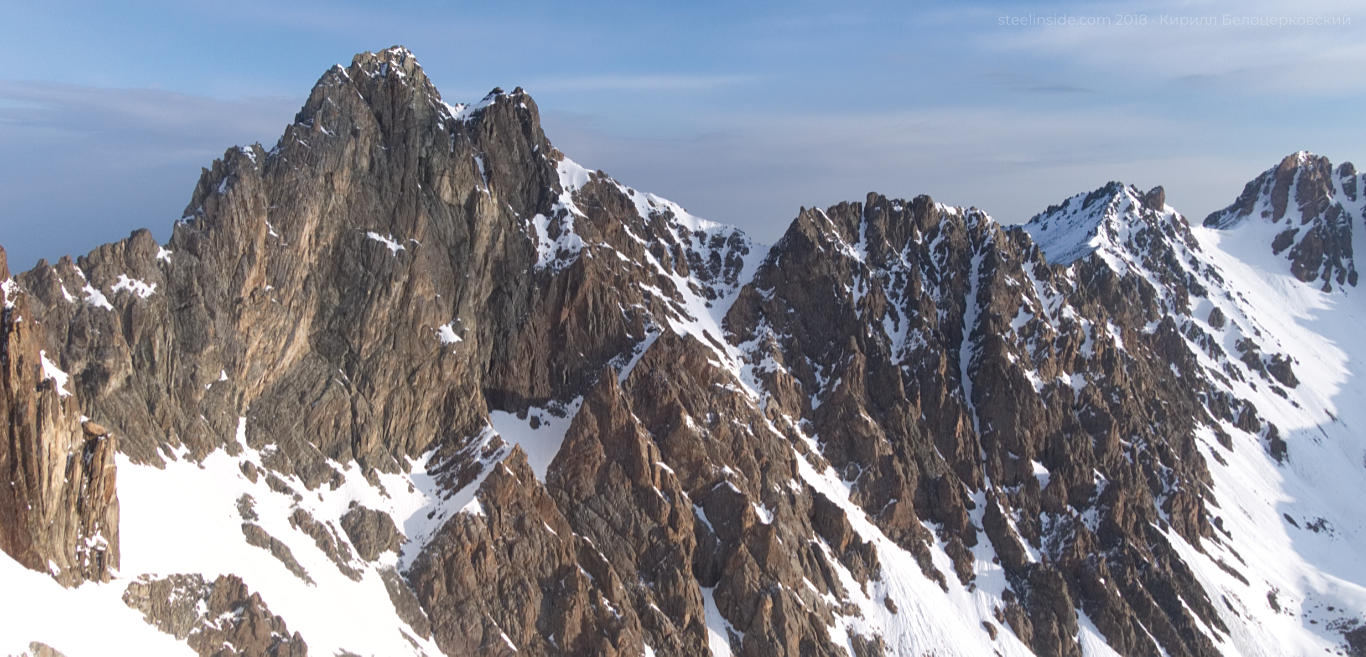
[[364, 231, 405, 255], [111, 274, 156, 299]]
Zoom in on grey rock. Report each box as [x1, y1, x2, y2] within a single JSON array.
[[340, 503, 403, 562], [0, 247, 119, 586], [123, 573, 308, 657], [241, 523, 313, 585]]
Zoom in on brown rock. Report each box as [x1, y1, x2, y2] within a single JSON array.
[[122, 573, 308, 657], [0, 248, 119, 586], [339, 503, 403, 562]]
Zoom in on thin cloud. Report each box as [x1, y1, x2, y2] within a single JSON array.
[[545, 103, 1290, 245], [526, 73, 757, 94], [976, 0, 1366, 96], [0, 80, 296, 267], [1024, 84, 1093, 94], [981, 71, 1095, 95], [0, 80, 294, 144]]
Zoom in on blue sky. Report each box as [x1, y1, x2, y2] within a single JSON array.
[[2, 0, 1364, 269]]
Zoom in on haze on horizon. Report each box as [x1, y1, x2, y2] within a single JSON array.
[[2, 0, 1363, 268]]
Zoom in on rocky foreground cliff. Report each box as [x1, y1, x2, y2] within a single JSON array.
[[1, 47, 1364, 657]]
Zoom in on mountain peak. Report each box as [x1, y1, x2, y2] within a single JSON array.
[[291, 46, 444, 132], [1203, 151, 1343, 229], [1284, 149, 1322, 168], [349, 45, 423, 74], [350, 45, 438, 94], [11, 47, 1366, 657], [1023, 181, 1176, 266], [1203, 151, 1362, 290], [185, 46, 556, 245]]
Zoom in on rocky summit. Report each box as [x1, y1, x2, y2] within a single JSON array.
[[1, 46, 1365, 657]]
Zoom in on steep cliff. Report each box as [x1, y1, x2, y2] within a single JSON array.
[[2, 47, 1364, 657]]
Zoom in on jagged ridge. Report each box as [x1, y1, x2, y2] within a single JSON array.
[[0, 47, 1364, 657], [1204, 151, 1364, 290]]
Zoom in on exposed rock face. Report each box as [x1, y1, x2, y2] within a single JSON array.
[[241, 522, 314, 584], [1345, 624, 1366, 657], [378, 566, 433, 639], [122, 573, 308, 657], [409, 447, 645, 656], [1204, 151, 1363, 290], [0, 247, 118, 586], [340, 503, 403, 562], [543, 368, 708, 655], [18, 642, 66, 657], [3, 47, 1365, 657], [16, 47, 541, 480], [618, 331, 866, 656], [722, 191, 1228, 657]]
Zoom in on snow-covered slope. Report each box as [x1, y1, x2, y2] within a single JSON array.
[[0, 90, 769, 657], [1174, 222, 1366, 656], [1, 181, 759, 657], [15, 153, 1366, 657], [1023, 181, 1171, 267], [1026, 159, 1366, 656], [3, 47, 1365, 657], [1204, 151, 1364, 291]]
